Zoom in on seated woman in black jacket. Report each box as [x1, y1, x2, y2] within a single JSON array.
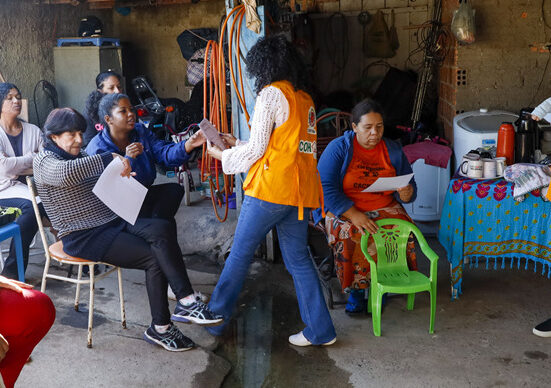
[[33, 108, 222, 352]]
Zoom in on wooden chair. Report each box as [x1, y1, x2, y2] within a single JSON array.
[[26, 176, 126, 348]]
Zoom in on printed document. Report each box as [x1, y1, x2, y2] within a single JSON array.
[[93, 158, 148, 225], [362, 173, 414, 193]]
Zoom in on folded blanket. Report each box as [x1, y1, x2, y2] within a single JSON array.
[[503, 163, 551, 201]]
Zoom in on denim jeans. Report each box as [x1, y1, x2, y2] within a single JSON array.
[[207, 196, 336, 344]]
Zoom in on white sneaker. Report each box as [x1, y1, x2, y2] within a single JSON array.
[[288, 331, 336, 347]]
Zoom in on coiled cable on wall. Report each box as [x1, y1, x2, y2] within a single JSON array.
[[33, 80, 58, 127]]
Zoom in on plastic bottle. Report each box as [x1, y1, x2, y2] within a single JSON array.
[[496, 122, 515, 165]]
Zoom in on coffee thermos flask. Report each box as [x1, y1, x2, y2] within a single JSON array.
[[514, 108, 536, 163], [496, 122, 515, 165]]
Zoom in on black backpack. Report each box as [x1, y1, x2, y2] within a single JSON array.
[[78, 16, 103, 37]]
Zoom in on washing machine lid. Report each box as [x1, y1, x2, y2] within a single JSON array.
[[458, 113, 518, 133]]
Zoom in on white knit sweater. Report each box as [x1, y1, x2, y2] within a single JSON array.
[[222, 86, 289, 174]]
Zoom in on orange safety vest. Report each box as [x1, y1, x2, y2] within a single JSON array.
[[243, 80, 324, 220]]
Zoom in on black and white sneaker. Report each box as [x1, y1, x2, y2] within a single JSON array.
[[171, 301, 224, 326], [143, 324, 195, 351], [533, 317, 551, 337]]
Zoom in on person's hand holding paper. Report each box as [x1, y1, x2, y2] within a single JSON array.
[[361, 173, 414, 194]]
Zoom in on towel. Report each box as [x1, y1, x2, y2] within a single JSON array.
[[503, 163, 551, 201]]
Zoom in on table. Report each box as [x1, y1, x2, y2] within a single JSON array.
[[0, 222, 25, 282], [438, 177, 551, 299]]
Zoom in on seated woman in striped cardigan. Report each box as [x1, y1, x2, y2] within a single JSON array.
[[33, 108, 223, 352]]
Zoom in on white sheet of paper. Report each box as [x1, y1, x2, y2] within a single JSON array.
[[92, 158, 148, 225], [361, 173, 414, 193]]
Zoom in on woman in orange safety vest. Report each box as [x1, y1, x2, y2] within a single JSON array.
[[205, 34, 336, 346]]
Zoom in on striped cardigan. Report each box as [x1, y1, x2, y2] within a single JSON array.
[[33, 149, 115, 239]]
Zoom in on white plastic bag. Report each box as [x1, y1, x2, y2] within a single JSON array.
[[451, 1, 476, 44]]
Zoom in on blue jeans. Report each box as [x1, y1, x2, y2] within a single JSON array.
[[0, 198, 47, 279], [207, 196, 336, 344]]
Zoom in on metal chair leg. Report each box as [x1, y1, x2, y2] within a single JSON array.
[[117, 267, 126, 329], [75, 264, 83, 311], [87, 264, 95, 349], [40, 255, 51, 293]]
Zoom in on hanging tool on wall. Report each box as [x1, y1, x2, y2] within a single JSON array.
[[200, 3, 257, 222], [410, 0, 447, 129]]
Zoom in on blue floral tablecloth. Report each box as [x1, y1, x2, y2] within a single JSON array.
[[438, 177, 551, 299]]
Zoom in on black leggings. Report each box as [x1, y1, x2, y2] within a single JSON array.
[[103, 218, 193, 325]]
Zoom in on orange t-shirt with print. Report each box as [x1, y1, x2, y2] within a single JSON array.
[[342, 137, 397, 212]]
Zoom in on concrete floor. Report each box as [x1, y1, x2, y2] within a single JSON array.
[[7, 175, 551, 387]]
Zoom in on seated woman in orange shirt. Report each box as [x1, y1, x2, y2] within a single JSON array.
[[316, 98, 418, 314]]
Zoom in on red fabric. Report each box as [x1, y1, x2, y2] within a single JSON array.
[[0, 288, 55, 388], [342, 138, 396, 212], [402, 141, 452, 169]]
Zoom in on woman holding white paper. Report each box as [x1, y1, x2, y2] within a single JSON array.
[[316, 98, 417, 314], [33, 108, 223, 352]]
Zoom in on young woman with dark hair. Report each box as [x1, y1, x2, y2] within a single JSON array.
[[33, 108, 222, 352], [83, 71, 122, 145], [86, 93, 206, 224], [206, 34, 336, 347], [0, 83, 48, 279], [316, 98, 417, 314]]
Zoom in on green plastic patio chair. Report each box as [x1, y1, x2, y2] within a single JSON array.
[[360, 218, 438, 336]]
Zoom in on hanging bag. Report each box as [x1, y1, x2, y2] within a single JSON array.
[[364, 10, 395, 58], [451, 0, 476, 44], [389, 10, 400, 51]]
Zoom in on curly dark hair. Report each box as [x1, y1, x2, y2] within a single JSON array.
[[246, 34, 313, 95], [84, 89, 105, 124]]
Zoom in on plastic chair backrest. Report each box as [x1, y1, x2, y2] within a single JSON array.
[[361, 218, 424, 272]]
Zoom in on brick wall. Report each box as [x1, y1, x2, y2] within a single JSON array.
[[439, 0, 549, 143]]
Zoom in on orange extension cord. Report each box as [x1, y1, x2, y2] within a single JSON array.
[[200, 4, 251, 222]]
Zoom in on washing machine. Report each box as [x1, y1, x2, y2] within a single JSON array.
[[403, 158, 450, 222], [453, 109, 518, 169]]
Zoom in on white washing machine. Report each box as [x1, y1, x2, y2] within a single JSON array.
[[453, 109, 518, 169], [403, 158, 450, 222]]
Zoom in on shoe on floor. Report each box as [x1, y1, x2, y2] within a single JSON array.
[[533, 317, 551, 337], [288, 331, 336, 347], [345, 289, 366, 315], [171, 301, 224, 326], [143, 324, 195, 351]]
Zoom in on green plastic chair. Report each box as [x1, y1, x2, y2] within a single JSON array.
[[360, 218, 438, 336]]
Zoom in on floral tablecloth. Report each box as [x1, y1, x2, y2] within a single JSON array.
[[438, 177, 551, 299]]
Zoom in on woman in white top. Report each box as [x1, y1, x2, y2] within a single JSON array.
[[0, 83, 46, 279]]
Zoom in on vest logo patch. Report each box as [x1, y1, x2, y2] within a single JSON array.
[[307, 106, 316, 135], [299, 140, 317, 159]]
